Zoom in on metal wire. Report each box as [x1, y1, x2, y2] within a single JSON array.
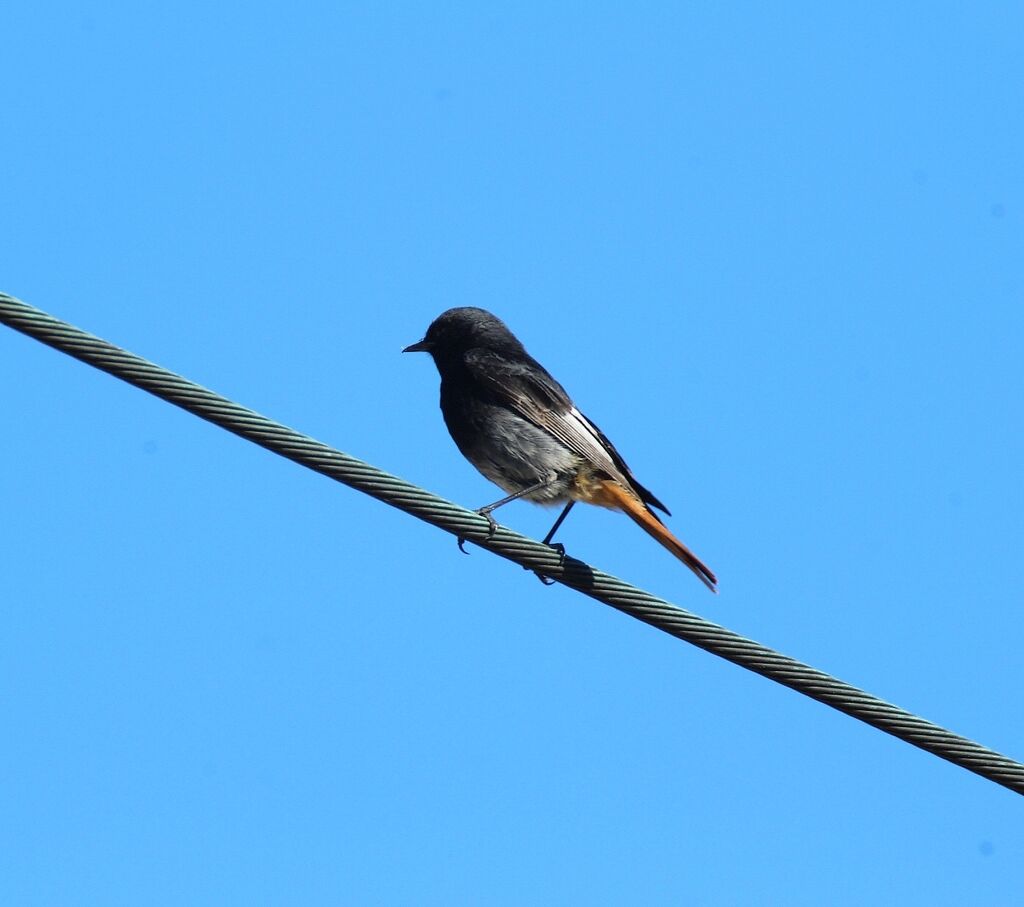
[[2, 290, 1022, 796]]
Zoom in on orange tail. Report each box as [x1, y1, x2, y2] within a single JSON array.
[[593, 480, 718, 593]]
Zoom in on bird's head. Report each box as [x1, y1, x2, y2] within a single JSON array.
[[403, 307, 524, 363]]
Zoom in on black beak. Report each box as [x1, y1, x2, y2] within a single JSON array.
[[403, 338, 432, 353]]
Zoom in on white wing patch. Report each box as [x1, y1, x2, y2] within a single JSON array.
[[535, 405, 633, 492]]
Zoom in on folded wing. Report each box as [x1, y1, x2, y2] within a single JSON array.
[[463, 348, 671, 515]]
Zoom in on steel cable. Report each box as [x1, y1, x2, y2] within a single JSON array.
[[2, 291, 1021, 795]]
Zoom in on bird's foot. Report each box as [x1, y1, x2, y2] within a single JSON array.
[[456, 509, 499, 555], [475, 508, 499, 537], [526, 543, 566, 585]]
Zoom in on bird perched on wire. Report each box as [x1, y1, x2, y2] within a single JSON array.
[[404, 307, 717, 592]]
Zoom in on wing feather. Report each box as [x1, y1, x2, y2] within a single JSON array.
[[463, 349, 670, 514]]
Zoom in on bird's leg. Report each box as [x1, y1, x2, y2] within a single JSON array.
[[541, 501, 574, 556], [529, 500, 575, 585], [476, 479, 552, 525], [456, 478, 553, 552]]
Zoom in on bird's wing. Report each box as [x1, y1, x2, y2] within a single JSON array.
[[463, 349, 670, 514]]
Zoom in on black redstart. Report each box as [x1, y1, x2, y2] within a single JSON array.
[[404, 307, 717, 591]]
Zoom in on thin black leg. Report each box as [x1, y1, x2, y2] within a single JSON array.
[[531, 500, 575, 585], [477, 478, 552, 520], [542, 500, 575, 546], [457, 477, 553, 553]]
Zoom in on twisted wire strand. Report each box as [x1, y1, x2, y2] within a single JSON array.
[[2, 291, 1021, 795]]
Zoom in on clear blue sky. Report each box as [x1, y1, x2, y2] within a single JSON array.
[[2, 4, 1022, 904]]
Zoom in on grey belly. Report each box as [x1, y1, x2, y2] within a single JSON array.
[[458, 408, 580, 503]]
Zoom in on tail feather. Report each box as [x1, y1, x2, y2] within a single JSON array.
[[594, 479, 718, 593]]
